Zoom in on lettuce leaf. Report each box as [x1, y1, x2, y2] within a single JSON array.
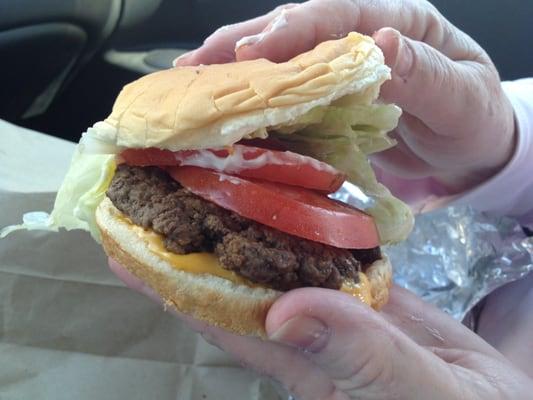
[[0, 147, 116, 241], [275, 104, 414, 244]]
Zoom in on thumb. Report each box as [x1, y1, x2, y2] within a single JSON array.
[[266, 288, 459, 398]]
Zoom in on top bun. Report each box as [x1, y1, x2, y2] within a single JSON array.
[[92, 32, 390, 150]]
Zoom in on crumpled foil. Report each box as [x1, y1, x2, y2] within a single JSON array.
[[386, 206, 533, 321], [331, 184, 533, 321]]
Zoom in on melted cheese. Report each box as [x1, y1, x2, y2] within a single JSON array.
[[129, 224, 252, 286], [126, 218, 372, 303], [341, 273, 372, 305]]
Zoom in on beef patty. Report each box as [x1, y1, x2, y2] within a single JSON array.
[[106, 165, 381, 291]]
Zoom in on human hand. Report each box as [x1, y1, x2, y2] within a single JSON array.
[[175, 0, 516, 193], [110, 258, 533, 399]]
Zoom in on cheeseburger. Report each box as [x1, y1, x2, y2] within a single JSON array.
[[3, 33, 413, 337]]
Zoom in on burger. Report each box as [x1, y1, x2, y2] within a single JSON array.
[[3, 33, 413, 337]]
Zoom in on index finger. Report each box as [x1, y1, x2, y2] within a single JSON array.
[[174, 4, 299, 66], [179, 0, 481, 67]]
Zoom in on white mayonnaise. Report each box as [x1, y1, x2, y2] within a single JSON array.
[[176, 145, 338, 175]]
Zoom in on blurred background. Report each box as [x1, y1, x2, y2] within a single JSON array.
[[1, 0, 531, 142]]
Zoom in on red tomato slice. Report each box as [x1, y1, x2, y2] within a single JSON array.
[[168, 166, 379, 249], [120, 147, 177, 165], [121, 144, 346, 193]]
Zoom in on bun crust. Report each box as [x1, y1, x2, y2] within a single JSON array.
[[92, 33, 390, 151], [96, 197, 392, 337]]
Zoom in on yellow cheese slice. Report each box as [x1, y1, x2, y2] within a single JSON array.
[[126, 219, 372, 302]]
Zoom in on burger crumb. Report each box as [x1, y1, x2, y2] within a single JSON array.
[[106, 165, 381, 291]]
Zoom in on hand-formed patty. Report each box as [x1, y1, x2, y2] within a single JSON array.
[[106, 165, 381, 291]]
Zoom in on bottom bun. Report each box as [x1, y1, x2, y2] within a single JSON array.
[[96, 197, 392, 337]]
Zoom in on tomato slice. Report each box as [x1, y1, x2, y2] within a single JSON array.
[[121, 144, 346, 193], [168, 166, 379, 249], [120, 147, 177, 166]]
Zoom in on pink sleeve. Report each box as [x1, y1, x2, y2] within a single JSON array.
[[375, 78, 533, 228]]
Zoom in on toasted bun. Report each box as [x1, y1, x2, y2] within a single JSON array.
[[96, 197, 392, 337], [88, 32, 390, 151]]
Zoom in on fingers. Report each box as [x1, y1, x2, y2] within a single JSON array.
[[177, 1, 358, 65], [177, 0, 485, 68], [265, 288, 462, 398], [173, 4, 299, 66], [376, 28, 475, 128], [373, 26, 514, 185], [235, 1, 357, 63], [173, 16, 270, 66], [382, 286, 506, 360]]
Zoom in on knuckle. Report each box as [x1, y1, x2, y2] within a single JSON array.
[[406, 40, 450, 92], [335, 325, 398, 388]]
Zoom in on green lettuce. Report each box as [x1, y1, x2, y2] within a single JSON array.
[[0, 147, 116, 241], [275, 104, 414, 244]]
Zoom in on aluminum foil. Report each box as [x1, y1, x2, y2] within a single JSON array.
[[331, 182, 533, 320], [329, 181, 375, 210], [385, 206, 533, 321]]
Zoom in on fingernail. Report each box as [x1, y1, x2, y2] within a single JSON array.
[[172, 51, 194, 67], [235, 34, 262, 51], [395, 36, 414, 80], [235, 9, 289, 52], [269, 316, 330, 352]]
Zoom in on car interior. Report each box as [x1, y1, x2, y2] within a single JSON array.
[[1, 0, 532, 143]]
